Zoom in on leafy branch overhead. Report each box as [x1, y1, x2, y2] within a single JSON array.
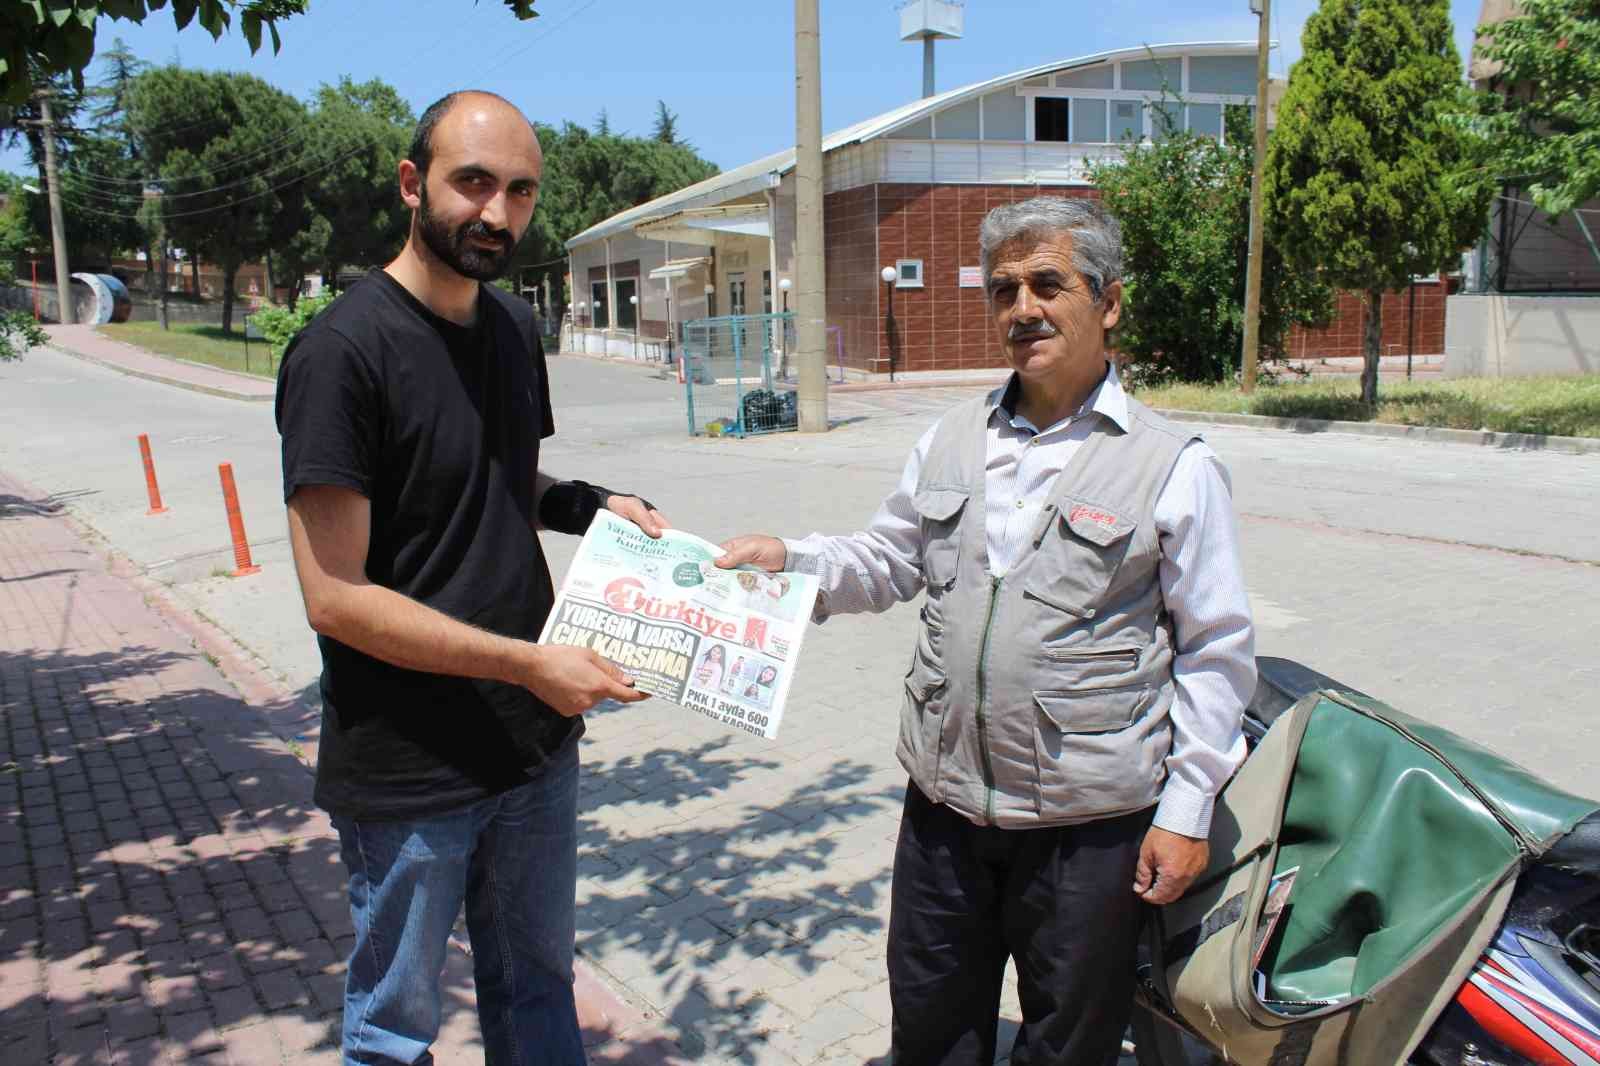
[[0, 1, 540, 105], [1467, 0, 1600, 216]]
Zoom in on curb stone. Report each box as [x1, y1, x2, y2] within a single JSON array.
[[1152, 407, 1600, 456], [42, 337, 275, 403]]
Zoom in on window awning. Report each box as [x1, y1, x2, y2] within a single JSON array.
[[636, 205, 771, 244], [647, 256, 713, 281]]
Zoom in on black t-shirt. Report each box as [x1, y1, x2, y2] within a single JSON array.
[[275, 269, 579, 821]]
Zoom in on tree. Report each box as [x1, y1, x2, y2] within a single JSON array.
[[1468, 0, 1600, 216], [652, 100, 681, 145], [594, 108, 612, 136], [129, 67, 311, 333], [0, 172, 44, 268], [1267, 0, 1489, 405], [300, 78, 414, 278], [1, 1, 540, 105], [517, 122, 719, 278], [1090, 105, 1334, 384]]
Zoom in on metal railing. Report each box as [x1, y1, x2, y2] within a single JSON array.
[[682, 312, 799, 438]]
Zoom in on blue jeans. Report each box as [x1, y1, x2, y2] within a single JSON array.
[[331, 743, 582, 1066]]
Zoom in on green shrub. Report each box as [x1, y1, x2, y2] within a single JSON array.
[[247, 289, 339, 361], [0, 309, 48, 362]]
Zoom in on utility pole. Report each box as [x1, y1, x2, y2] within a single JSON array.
[[794, 0, 829, 432], [36, 91, 74, 325], [1240, 0, 1271, 393]]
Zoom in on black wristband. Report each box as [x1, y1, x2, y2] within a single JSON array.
[[538, 480, 655, 535]]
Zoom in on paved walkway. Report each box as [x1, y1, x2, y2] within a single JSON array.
[[7, 343, 1597, 1065], [0, 470, 681, 1065], [42, 326, 276, 403]]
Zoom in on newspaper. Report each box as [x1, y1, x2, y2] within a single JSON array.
[[538, 513, 818, 739]]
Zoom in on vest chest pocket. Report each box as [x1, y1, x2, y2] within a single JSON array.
[[913, 487, 968, 594], [1024, 499, 1137, 620]]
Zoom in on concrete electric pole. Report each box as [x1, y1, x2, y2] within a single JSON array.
[[1240, 0, 1271, 393], [36, 91, 74, 325], [794, 0, 829, 433], [28, 91, 75, 323]]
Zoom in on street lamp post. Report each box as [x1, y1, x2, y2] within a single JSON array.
[[881, 266, 899, 383], [593, 299, 603, 356], [630, 294, 639, 360], [577, 302, 587, 353], [777, 277, 793, 380]]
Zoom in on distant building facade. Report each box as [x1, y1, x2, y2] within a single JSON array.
[[567, 42, 1450, 374]]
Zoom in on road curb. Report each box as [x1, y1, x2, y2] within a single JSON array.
[[44, 338, 276, 403], [1152, 407, 1600, 456]]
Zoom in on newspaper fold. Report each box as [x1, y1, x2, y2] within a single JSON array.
[[539, 514, 818, 739]]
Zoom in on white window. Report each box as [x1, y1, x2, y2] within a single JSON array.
[[896, 260, 924, 288]]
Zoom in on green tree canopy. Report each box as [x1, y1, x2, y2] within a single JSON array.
[[0, 172, 44, 270], [1, 1, 540, 106], [301, 77, 415, 277], [1091, 105, 1334, 384], [1468, 0, 1600, 216], [515, 122, 719, 291], [1267, 0, 1489, 403], [129, 66, 310, 332]]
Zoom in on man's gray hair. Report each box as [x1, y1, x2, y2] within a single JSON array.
[[978, 197, 1124, 302]]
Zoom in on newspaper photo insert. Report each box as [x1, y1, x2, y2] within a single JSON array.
[[539, 513, 819, 739]]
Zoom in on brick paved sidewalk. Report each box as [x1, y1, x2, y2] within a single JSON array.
[[0, 470, 680, 1065], [42, 326, 276, 403]]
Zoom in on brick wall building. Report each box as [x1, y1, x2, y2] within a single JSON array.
[[568, 42, 1449, 374]]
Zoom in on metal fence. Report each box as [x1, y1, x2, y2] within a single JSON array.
[[682, 312, 799, 437]]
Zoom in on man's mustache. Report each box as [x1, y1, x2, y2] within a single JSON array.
[[1008, 320, 1060, 342], [460, 222, 514, 249]]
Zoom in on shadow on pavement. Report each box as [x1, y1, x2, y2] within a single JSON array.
[[1, 642, 449, 1063], [573, 707, 904, 1062]]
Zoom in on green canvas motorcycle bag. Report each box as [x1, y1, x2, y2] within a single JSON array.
[[1146, 690, 1596, 1065]]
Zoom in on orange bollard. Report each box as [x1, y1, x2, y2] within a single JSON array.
[[138, 434, 168, 515], [217, 463, 260, 577]]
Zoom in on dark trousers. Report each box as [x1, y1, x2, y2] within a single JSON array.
[[887, 782, 1153, 1066]]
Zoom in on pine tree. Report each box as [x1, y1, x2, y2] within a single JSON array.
[[652, 100, 680, 145], [1267, 0, 1489, 404]]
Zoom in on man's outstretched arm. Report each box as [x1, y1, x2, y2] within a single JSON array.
[[286, 483, 647, 717], [716, 424, 937, 620]]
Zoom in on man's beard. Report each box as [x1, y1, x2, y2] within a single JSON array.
[[417, 184, 516, 282]]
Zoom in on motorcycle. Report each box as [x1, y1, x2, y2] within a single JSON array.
[[1129, 657, 1600, 1066]]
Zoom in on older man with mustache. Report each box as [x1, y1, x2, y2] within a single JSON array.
[[718, 197, 1255, 1065]]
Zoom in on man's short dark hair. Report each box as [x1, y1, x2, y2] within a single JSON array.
[[407, 90, 533, 176]]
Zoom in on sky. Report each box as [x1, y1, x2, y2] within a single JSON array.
[[4, 0, 1486, 177]]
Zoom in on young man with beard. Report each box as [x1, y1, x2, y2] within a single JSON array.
[[275, 91, 664, 1065]]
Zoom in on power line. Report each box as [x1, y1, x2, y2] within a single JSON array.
[[59, 119, 327, 186], [56, 128, 381, 205], [48, 133, 393, 221]]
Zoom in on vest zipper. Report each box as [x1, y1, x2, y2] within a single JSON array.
[[976, 575, 1002, 824]]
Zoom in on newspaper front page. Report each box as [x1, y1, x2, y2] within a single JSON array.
[[539, 514, 818, 739]]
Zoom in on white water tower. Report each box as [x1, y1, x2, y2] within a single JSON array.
[[899, 0, 964, 98]]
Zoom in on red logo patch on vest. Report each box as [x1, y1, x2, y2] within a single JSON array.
[[1069, 505, 1119, 530]]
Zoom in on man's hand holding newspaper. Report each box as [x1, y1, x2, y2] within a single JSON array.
[[539, 516, 818, 738]]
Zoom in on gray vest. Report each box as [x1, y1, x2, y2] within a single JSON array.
[[895, 391, 1196, 828]]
